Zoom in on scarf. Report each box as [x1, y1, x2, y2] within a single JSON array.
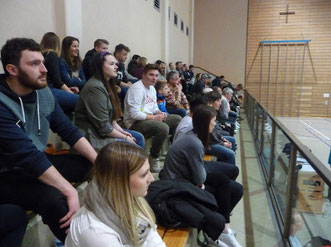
[[85, 180, 151, 246]]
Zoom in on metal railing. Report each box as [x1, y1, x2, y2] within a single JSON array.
[[244, 90, 331, 246]]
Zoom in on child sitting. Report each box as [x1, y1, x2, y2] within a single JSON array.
[[155, 81, 169, 115]]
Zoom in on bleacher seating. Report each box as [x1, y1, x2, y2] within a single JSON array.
[[157, 226, 190, 247]]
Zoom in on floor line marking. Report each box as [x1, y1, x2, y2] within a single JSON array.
[[300, 120, 330, 141], [304, 128, 331, 148]]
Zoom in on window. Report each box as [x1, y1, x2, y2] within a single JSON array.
[[154, 0, 160, 12], [174, 12, 178, 26], [181, 20, 184, 31], [168, 6, 170, 21], [186, 26, 189, 36]]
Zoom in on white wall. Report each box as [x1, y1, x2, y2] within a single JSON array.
[[0, 0, 63, 73], [168, 0, 193, 65], [81, 0, 162, 64], [0, 0, 194, 72], [64, 0, 83, 42]]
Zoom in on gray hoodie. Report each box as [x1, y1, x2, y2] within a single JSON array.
[[160, 130, 206, 186]]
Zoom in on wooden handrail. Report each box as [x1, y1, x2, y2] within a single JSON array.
[[194, 66, 219, 77], [194, 66, 234, 84]]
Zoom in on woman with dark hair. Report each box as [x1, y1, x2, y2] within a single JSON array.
[[127, 54, 140, 75], [40, 32, 79, 113], [66, 142, 165, 247], [132, 57, 147, 79], [74, 52, 144, 151], [160, 105, 243, 247], [59, 36, 86, 89]]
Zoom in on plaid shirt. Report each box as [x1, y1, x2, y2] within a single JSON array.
[[165, 84, 189, 110]]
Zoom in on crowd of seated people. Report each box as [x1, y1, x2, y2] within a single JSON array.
[[0, 33, 244, 247]]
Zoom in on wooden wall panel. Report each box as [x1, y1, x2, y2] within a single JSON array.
[[246, 0, 331, 117]]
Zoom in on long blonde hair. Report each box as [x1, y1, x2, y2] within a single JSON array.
[[92, 142, 155, 245], [40, 32, 61, 55]]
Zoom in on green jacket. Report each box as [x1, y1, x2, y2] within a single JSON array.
[[74, 77, 115, 151]]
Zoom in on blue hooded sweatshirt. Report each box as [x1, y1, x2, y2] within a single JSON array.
[[0, 74, 82, 177]]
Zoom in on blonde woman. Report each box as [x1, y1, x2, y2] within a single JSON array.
[[65, 142, 165, 247]]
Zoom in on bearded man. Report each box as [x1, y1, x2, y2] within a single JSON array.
[[0, 38, 97, 244]]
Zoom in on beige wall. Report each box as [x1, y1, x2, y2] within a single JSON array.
[[194, 0, 248, 84]]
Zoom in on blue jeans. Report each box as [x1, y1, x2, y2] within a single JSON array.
[[167, 108, 187, 118], [224, 136, 236, 151], [206, 144, 236, 165], [50, 88, 78, 113], [116, 129, 145, 149], [228, 111, 238, 122]]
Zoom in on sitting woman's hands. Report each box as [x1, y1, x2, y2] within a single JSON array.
[[121, 130, 136, 144]]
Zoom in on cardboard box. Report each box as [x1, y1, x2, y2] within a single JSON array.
[[296, 190, 324, 214], [297, 171, 324, 193], [296, 171, 324, 214]]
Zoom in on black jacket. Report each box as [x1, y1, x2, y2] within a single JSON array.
[[146, 179, 224, 240], [82, 49, 96, 80]]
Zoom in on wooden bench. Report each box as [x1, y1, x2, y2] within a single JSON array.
[[157, 226, 190, 247], [204, 154, 212, 161]]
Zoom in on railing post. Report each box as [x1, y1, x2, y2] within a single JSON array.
[[283, 144, 297, 239], [254, 105, 259, 141], [268, 121, 276, 186], [259, 111, 266, 156], [250, 96, 254, 128]]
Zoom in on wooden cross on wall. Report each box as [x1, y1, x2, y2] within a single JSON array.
[[280, 4, 295, 24]]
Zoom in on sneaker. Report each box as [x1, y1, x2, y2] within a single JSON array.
[[218, 232, 242, 247], [149, 156, 161, 173], [54, 238, 65, 247], [228, 228, 237, 237], [215, 239, 230, 247]]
